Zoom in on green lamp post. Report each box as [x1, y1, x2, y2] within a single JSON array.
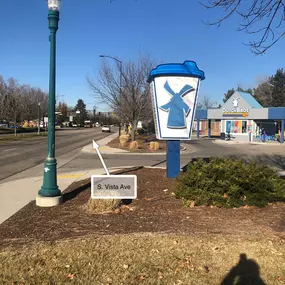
[[36, 0, 62, 207]]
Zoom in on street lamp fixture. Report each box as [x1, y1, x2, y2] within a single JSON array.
[[47, 0, 62, 11], [99, 55, 123, 135], [37, 0, 62, 207]]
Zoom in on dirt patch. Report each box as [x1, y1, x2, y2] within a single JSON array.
[[0, 168, 285, 246]]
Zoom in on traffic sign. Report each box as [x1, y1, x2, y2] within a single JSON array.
[[91, 175, 137, 199]]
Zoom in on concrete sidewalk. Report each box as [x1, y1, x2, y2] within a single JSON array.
[[0, 167, 131, 225], [214, 139, 285, 146], [0, 132, 129, 225]]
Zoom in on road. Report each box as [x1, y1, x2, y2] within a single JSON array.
[[0, 128, 111, 181], [2, 130, 285, 183], [59, 138, 283, 171]]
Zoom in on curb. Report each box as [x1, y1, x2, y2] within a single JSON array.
[[213, 139, 285, 146], [81, 144, 191, 156], [81, 132, 194, 155]]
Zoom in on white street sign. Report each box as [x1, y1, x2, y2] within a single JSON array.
[[91, 175, 137, 199]]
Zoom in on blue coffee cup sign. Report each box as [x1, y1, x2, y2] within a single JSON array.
[[148, 61, 205, 178], [148, 61, 205, 140]]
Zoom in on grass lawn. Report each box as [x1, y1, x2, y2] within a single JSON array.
[[0, 132, 47, 141], [1, 234, 284, 284], [1, 168, 284, 284]]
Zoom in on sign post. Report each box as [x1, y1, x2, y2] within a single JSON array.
[[148, 61, 205, 178], [91, 140, 137, 199]]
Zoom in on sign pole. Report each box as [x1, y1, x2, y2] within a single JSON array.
[[167, 141, 180, 178], [148, 61, 205, 179]]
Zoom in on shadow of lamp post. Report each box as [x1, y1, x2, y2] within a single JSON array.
[[99, 54, 123, 136], [37, 0, 62, 207]]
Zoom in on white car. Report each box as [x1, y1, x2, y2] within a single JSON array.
[[102, 125, 111, 132]]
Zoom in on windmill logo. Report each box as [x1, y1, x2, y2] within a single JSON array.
[[159, 81, 195, 129], [232, 97, 239, 107]]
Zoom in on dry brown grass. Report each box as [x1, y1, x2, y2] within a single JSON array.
[[150, 141, 160, 151], [1, 234, 284, 285], [129, 141, 139, 151], [80, 199, 121, 214]]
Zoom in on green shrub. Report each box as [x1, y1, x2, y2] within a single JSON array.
[[175, 157, 285, 208]]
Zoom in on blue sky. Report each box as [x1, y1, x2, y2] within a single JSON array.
[[1, 0, 284, 111]]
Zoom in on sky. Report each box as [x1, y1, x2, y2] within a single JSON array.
[[1, 0, 284, 111]]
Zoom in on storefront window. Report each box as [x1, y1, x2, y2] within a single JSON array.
[[226, 120, 247, 133], [242, 121, 247, 133]]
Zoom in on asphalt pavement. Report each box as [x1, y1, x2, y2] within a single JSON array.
[[2, 131, 285, 224], [0, 128, 112, 181]]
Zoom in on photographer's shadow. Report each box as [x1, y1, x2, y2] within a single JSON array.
[[221, 253, 267, 285]]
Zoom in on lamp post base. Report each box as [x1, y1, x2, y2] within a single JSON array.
[[38, 158, 61, 198], [36, 195, 62, 207]]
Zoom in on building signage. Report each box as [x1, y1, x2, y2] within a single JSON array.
[[222, 97, 249, 117]]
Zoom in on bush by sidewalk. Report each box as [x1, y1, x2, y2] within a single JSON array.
[[175, 157, 285, 208]]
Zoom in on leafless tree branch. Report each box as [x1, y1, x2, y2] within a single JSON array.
[[201, 0, 285, 54]]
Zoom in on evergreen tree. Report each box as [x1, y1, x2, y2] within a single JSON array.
[[253, 81, 272, 107], [74, 99, 88, 126], [237, 86, 254, 95], [223, 87, 254, 103], [270, 69, 285, 107], [223, 88, 235, 103]]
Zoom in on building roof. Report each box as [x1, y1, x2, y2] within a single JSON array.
[[235, 91, 262, 108]]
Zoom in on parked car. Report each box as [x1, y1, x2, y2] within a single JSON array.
[[102, 125, 111, 132], [0, 122, 9, 128]]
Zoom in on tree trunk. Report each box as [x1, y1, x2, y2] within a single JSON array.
[[131, 119, 137, 141], [14, 111, 17, 137]]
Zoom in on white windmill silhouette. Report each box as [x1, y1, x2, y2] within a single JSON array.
[[232, 97, 239, 107]]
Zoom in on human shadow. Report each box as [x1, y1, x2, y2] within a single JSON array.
[[181, 157, 211, 172], [221, 253, 267, 285], [253, 153, 285, 171]]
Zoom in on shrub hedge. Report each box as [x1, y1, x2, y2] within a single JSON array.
[[175, 157, 285, 208]]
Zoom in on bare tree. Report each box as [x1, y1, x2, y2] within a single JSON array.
[[87, 54, 155, 141], [1, 78, 25, 135], [0, 75, 49, 132], [197, 94, 217, 109], [0, 76, 7, 121], [201, 0, 285, 54]]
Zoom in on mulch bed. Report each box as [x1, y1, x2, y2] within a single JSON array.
[[0, 167, 285, 246]]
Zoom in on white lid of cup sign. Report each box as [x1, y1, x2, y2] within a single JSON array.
[[148, 61, 205, 140], [47, 0, 62, 11]]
